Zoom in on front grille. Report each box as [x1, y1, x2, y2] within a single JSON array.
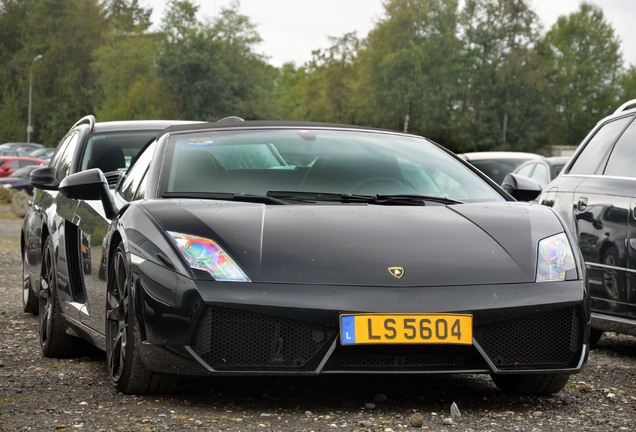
[[474, 307, 581, 370], [191, 307, 336, 371], [324, 344, 486, 371]]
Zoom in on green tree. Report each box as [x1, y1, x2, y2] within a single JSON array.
[[209, 1, 277, 119], [619, 66, 636, 102], [103, 0, 152, 33], [0, 0, 46, 143], [93, 0, 168, 120], [294, 33, 359, 124], [269, 62, 310, 120], [454, 0, 545, 153], [355, 0, 461, 141], [156, 0, 274, 120], [537, 2, 623, 147], [21, 0, 106, 145]]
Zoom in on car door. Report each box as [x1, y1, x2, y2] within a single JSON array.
[[76, 141, 157, 334], [25, 132, 83, 318], [570, 115, 636, 318], [629, 194, 636, 321]]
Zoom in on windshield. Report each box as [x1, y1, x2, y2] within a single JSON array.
[[161, 128, 505, 203]]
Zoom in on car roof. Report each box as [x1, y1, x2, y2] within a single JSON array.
[[160, 120, 396, 135], [91, 120, 203, 133], [458, 151, 544, 161]]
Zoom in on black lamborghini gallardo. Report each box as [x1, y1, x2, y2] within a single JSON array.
[[23, 119, 589, 394]]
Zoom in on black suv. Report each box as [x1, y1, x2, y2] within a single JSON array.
[[21, 116, 198, 318], [539, 99, 636, 344]]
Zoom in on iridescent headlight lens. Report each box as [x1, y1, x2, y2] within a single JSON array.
[[536, 233, 576, 282], [168, 232, 250, 282]]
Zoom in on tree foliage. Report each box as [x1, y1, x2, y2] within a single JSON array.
[[0, 0, 632, 153], [536, 2, 623, 147]]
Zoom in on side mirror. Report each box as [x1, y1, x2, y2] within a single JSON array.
[[501, 173, 542, 202], [30, 167, 60, 190], [58, 168, 118, 219]]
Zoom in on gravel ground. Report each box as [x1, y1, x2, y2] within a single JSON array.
[[0, 205, 634, 431]]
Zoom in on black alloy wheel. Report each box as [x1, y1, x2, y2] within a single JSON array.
[[22, 243, 38, 314], [106, 243, 179, 394], [602, 247, 620, 299], [39, 236, 76, 357]]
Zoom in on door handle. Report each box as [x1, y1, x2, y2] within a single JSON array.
[[576, 197, 588, 212]]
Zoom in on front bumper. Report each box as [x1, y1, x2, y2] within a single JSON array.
[[132, 268, 588, 377]]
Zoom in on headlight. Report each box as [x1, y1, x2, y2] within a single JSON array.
[[536, 233, 576, 282], [167, 231, 251, 282]]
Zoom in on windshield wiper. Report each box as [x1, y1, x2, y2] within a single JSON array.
[[371, 194, 463, 205], [162, 192, 290, 205], [266, 191, 462, 205], [266, 191, 359, 202]]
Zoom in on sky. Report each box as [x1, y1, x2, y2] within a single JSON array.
[[143, 0, 636, 68]]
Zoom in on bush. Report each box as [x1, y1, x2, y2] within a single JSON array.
[[0, 187, 15, 204]]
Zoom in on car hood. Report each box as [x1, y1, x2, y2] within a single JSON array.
[[143, 200, 564, 286]]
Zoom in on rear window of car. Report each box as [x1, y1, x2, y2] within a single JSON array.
[[568, 116, 633, 175], [603, 117, 636, 178], [80, 131, 158, 172]]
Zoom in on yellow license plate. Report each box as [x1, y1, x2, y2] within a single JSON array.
[[340, 314, 472, 345]]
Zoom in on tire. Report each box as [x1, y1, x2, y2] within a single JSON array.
[[491, 373, 571, 395], [106, 243, 179, 394], [39, 236, 78, 357], [602, 247, 621, 299], [22, 245, 38, 314], [589, 328, 603, 348]]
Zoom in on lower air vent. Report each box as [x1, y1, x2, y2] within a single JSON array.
[[191, 307, 336, 371]]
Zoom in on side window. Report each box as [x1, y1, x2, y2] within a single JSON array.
[[118, 142, 157, 202], [516, 163, 534, 177], [604, 118, 636, 178], [530, 163, 549, 187], [49, 132, 80, 180], [568, 116, 633, 175], [20, 160, 38, 168], [133, 171, 150, 201], [7, 160, 21, 170]]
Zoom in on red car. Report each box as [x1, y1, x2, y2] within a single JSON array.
[[0, 157, 46, 177]]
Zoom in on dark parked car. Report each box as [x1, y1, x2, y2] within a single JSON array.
[[0, 156, 46, 177], [21, 115, 199, 315], [0, 149, 31, 158], [28, 147, 55, 164], [23, 119, 589, 395], [458, 151, 544, 184], [512, 156, 570, 189], [0, 165, 43, 194], [0, 142, 43, 153], [539, 99, 636, 345]]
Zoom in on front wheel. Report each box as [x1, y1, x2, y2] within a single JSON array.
[[106, 243, 179, 394], [589, 328, 603, 348], [22, 244, 38, 314], [491, 373, 570, 395], [39, 236, 77, 357]]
